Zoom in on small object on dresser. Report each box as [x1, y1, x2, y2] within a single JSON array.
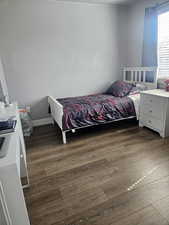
[[0, 136, 10, 158], [19, 109, 33, 136], [0, 137, 5, 149], [164, 79, 169, 91], [0, 119, 17, 135]]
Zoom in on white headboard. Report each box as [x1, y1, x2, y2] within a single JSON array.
[[123, 67, 157, 90]]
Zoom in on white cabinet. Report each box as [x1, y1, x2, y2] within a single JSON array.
[[139, 89, 169, 138], [0, 103, 30, 225]]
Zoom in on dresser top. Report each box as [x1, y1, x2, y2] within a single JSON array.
[[141, 89, 169, 98], [0, 103, 19, 168]]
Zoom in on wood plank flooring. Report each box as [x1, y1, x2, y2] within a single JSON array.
[[24, 120, 169, 225]]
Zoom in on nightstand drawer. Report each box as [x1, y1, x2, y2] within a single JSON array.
[[140, 104, 164, 120], [140, 114, 164, 131], [141, 94, 165, 108]]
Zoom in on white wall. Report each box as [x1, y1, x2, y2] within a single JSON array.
[[126, 0, 166, 66], [117, 5, 130, 68], [0, 0, 126, 120], [0, 201, 7, 225]]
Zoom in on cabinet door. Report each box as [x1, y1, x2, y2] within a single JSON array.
[[0, 181, 12, 225]]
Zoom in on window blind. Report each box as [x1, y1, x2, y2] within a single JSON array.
[[158, 11, 169, 77]]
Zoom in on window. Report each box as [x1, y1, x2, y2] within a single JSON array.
[[158, 11, 169, 77]]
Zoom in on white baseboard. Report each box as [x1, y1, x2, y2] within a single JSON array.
[[32, 117, 53, 127]]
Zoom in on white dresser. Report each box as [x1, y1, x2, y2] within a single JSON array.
[[0, 103, 30, 225], [139, 89, 169, 138]]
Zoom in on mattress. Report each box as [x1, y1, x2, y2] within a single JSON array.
[[57, 94, 136, 131]]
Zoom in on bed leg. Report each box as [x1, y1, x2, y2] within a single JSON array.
[[62, 131, 67, 144]]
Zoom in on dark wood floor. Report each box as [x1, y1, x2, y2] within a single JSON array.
[[24, 120, 169, 225]]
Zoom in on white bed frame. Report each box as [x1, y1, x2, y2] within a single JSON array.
[[48, 67, 157, 144]]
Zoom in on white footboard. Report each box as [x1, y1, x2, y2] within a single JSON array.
[[48, 96, 63, 129], [48, 96, 67, 144]]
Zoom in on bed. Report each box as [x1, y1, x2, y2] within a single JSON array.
[[48, 67, 157, 144]]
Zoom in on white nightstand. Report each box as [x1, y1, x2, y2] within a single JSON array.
[[139, 89, 169, 138]]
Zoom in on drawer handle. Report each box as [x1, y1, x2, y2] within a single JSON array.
[[148, 120, 152, 124], [149, 110, 152, 113], [150, 100, 153, 103]]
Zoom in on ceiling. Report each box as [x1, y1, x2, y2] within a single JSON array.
[[50, 0, 138, 5], [0, 0, 138, 4]]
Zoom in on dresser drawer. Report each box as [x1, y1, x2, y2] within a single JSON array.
[[141, 94, 165, 108], [140, 114, 164, 132], [140, 103, 164, 120]]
